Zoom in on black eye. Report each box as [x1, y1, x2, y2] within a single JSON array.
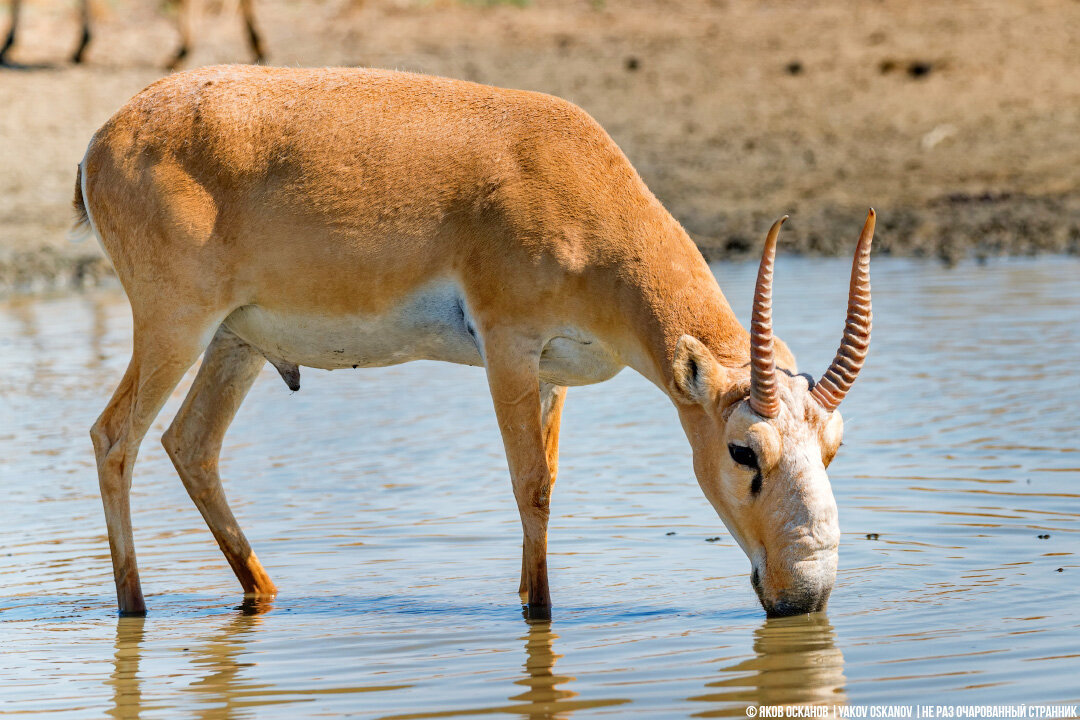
[[727, 443, 758, 469]]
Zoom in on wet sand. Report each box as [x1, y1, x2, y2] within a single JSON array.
[[1, 0, 1079, 294], [1, 256, 1078, 715]]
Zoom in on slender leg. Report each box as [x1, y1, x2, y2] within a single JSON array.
[[71, 0, 91, 64], [238, 0, 264, 63], [161, 325, 277, 597], [484, 331, 562, 610], [91, 313, 218, 615], [167, 0, 202, 70], [0, 0, 20, 66], [518, 382, 566, 596]]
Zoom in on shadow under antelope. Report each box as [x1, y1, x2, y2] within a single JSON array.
[[75, 65, 874, 619], [0, 0, 264, 68]]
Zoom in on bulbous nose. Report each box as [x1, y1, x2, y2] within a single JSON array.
[[751, 562, 834, 617], [765, 592, 830, 617]]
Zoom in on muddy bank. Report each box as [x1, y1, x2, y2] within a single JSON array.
[[0, 245, 115, 296], [694, 193, 1080, 265], [1, 0, 1078, 294]]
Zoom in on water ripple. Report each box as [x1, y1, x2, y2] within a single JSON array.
[[2, 257, 1079, 715]]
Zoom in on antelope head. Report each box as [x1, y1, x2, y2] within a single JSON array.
[[672, 211, 875, 617]]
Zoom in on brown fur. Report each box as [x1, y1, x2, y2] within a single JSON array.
[[79, 66, 855, 616]]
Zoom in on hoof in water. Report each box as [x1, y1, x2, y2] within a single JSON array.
[[237, 596, 276, 616], [522, 604, 552, 623]]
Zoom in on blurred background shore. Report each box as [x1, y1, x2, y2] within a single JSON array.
[[1, 0, 1078, 293]]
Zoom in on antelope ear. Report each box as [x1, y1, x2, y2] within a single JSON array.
[[672, 335, 727, 405], [821, 410, 845, 468]]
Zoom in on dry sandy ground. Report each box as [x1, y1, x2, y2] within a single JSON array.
[[1, 0, 1078, 293]]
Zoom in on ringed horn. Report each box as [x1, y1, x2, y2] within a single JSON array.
[[748, 215, 787, 418], [748, 209, 876, 418]]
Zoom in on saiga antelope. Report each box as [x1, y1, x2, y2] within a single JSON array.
[[75, 65, 874, 618], [0, 0, 264, 68]]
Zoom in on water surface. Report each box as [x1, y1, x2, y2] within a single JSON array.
[[1, 257, 1078, 717]]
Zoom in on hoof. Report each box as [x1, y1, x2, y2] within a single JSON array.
[[117, 591, 147, 617], [522, 604, 552, 622]]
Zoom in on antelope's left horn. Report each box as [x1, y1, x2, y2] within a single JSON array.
[[749, 216, 787, 419], [810, 209, 876, 413]]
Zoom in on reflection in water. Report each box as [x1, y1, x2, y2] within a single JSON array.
[[501, 617, 631, 718], [689, 613, 846, 715], [507, 617, 577, 717], [103, 604, 629, 720], [4, 297, 43, 392], [102, 607, 844, 719], [380, 615, 629, 719], [86, 292, 109, 375], [188, 600, 275, 720], [4, 258, 1080, 716], [107, 600, 275, 720], [108, 617, 146, 720]]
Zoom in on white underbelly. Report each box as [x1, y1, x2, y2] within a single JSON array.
[[222, 281, 624, 386], [223, 281, 483, 371]]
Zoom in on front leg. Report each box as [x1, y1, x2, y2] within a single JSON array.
[[483, 331, 563, 612], [519, 382, 567, 596]]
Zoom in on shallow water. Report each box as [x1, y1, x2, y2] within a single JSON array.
[[1, 257, 1078, 717]]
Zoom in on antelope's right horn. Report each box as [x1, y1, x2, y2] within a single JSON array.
[[749, 216, 787, 419], [810, 209, 875, 413]]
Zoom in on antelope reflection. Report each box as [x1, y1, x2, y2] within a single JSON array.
[[507, 617, 577, 716], [505, 615, 629, 718], [105, 606, 628, 719], [106, 598, 274, 720], [107, 604, 831, 718], [689, 613, 846, 711], [107, 616, 145, 720]]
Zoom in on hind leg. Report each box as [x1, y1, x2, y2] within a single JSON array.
[[0, 0, 21, 65], [70, 0, 91, 63], [92, 312, 219, 615], [238, 0, 265, 63], [162, 325, 276, 597], [167, 0, 202, 69]]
